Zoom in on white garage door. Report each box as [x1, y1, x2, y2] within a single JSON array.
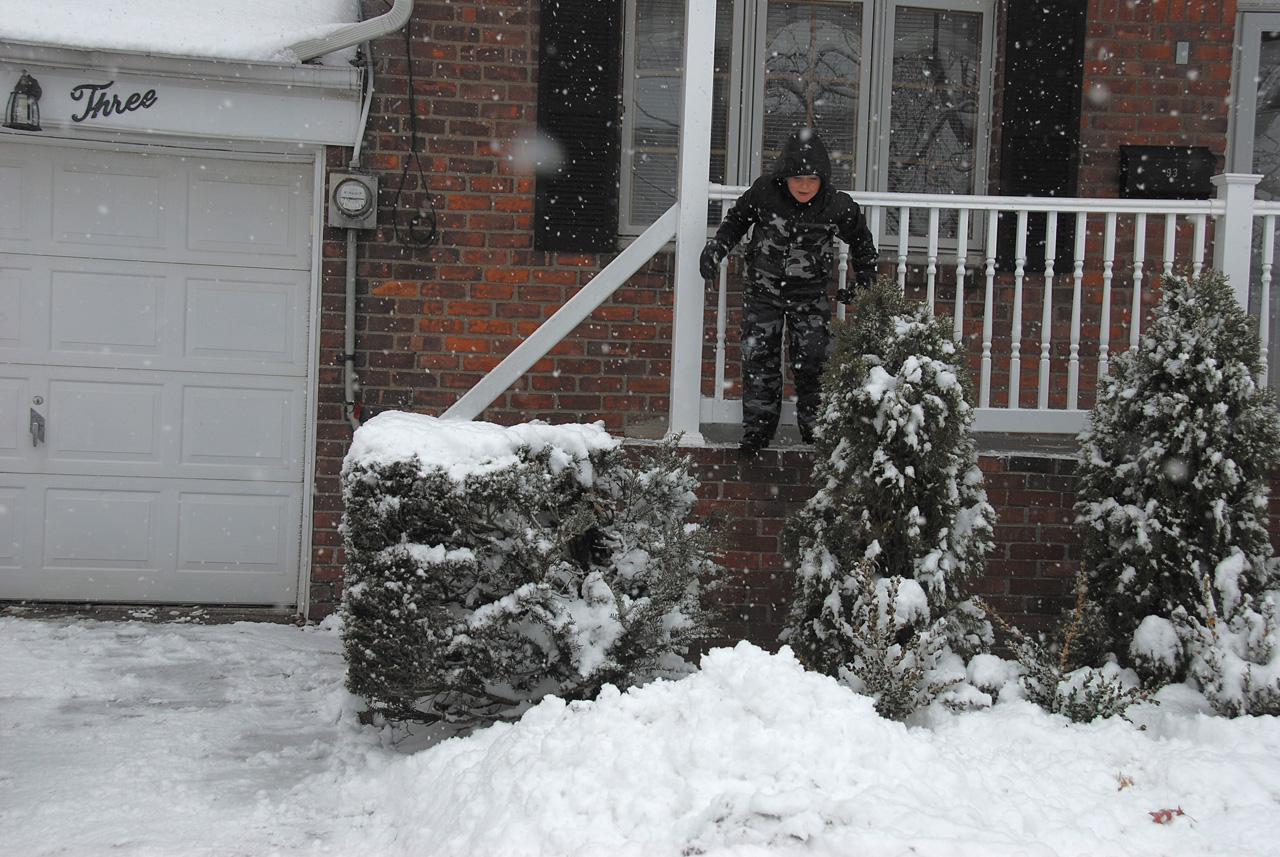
[[0, 141, 313, 605]]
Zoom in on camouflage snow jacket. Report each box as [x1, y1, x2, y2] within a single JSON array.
[[712, 132, 877, 297]]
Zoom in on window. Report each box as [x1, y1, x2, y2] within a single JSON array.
[[619, 0, 996, 236], [1230, 9, 1280, 383]]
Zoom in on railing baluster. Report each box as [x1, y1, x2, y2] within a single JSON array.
[[1010, 209, 1029, 409], [867, 203, 883, 255], [1099, 212, 1117, 379], [926, 207, 940, 308], [1068, 211, 1087, 409], [1262, 214, 1276, 387], [1038, 211, 1057, 409], [712, 199, 730, 406], [714, 253, 729, 406], [1163, 213, 1177, 277], [836, 238, 849, 322], [897, 206, 910, 292], [980, 209, 998, 408], [1131, 212, 1147, 350], [1193, 214, 1207, 277], [953, 208, 969, 343]]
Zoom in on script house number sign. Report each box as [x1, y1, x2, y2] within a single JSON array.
[[69, 81, 158, 123]]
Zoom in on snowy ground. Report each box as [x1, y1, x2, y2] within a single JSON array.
[[3, 614, 1280, 856]]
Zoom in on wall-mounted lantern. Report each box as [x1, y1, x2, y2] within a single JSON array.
[[4, 71, 43, 132]]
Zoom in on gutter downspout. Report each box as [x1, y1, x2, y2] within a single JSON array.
[[289, 0, 414, 62]]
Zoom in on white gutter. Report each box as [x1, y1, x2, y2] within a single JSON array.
[[290, 0, 414, 62]]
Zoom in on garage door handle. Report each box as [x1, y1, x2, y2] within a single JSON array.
[[30, 408, 45, 447]]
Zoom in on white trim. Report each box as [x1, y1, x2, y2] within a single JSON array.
[[670, 0, 718, 444], [973, 408, 1087, 435], [299, 150, 326, 617], [0, 44, 361, 147], [1229, 12, 1280, 174]]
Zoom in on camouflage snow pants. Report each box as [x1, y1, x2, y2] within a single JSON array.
[[739, 282, 831, 441]]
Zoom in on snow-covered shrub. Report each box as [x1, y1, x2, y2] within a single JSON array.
[[810, 559, 966, 720], [1075, 268, 1280, 714], [782, 277, 996, 719], [984, 579, 1153, 723], [339, 413, 721, 729]]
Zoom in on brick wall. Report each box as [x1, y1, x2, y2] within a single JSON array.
[[673, 446, 1085, 650], [1080, 0, 1237, 194]]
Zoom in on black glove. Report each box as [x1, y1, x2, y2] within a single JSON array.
[[700, 239, 728, 280]]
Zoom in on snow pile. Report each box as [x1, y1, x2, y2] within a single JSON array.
[[0, 0, 359, 63], [4, 614, 1280, 856], [344, 411, 619, 482]]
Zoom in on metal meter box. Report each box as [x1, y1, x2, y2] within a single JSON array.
[[327, 173, 379, 229], [1119, 145, 1216, 200]]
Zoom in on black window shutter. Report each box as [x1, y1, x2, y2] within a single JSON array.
[[534, 0, 623, 253], [997, 0, 1086, 270]]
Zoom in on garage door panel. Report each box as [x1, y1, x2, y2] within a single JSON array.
[[188, 174, 302, 257], [0, 475, 302, 603], [0, 262, 35, 348], [6, 257, 307, 375], [25, 369, 304, 480], [13, 148, 310, 270], [185, 273, 305, 366], [47, 379, 165, 464], [0, 483, 24, 569], [178, 493, 296, 571], [51, 268, 165, 355], [0, 376, 29, 459], [53, 164, 166, 248], [0, 161, 27, 235], [45, 487, 160, 569], [181, 385, 298, 471]]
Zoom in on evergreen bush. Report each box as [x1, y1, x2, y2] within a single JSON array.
[[1075, 269, 1280, 715], [782, 277, 996, 719], [339, 414, 721, 729], [982, 577, 1153, 723]]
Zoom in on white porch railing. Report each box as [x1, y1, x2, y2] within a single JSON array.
[[701, 177, 1278, 436]]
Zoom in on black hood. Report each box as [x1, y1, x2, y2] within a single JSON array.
[[771, 129, 832, 184]]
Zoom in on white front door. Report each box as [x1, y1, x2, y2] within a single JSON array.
[[0, 141, 314, 605]]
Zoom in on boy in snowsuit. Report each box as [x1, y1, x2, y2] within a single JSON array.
[[699, 129, 878, 456]]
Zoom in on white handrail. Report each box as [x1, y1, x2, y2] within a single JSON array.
[[441, 205, 679, 422]]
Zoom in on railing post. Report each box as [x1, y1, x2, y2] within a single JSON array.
[[1212, 173, 1262, 308], [668, 0, 716, 445]]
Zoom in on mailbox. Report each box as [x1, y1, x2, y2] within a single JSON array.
[[1119, 145, 1216, 199]]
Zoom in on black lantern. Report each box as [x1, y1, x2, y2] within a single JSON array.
[[4, 71, 42, 132]]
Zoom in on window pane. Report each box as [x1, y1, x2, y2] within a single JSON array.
[[1253, 31, 1280, 201], [633, 76, 682, 151], [632, 150, 680, 223], [629, 0, 733, 226], [888, 7, 981, 197], [636, 0, 684, 68], [762, 1, 862, 188]]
